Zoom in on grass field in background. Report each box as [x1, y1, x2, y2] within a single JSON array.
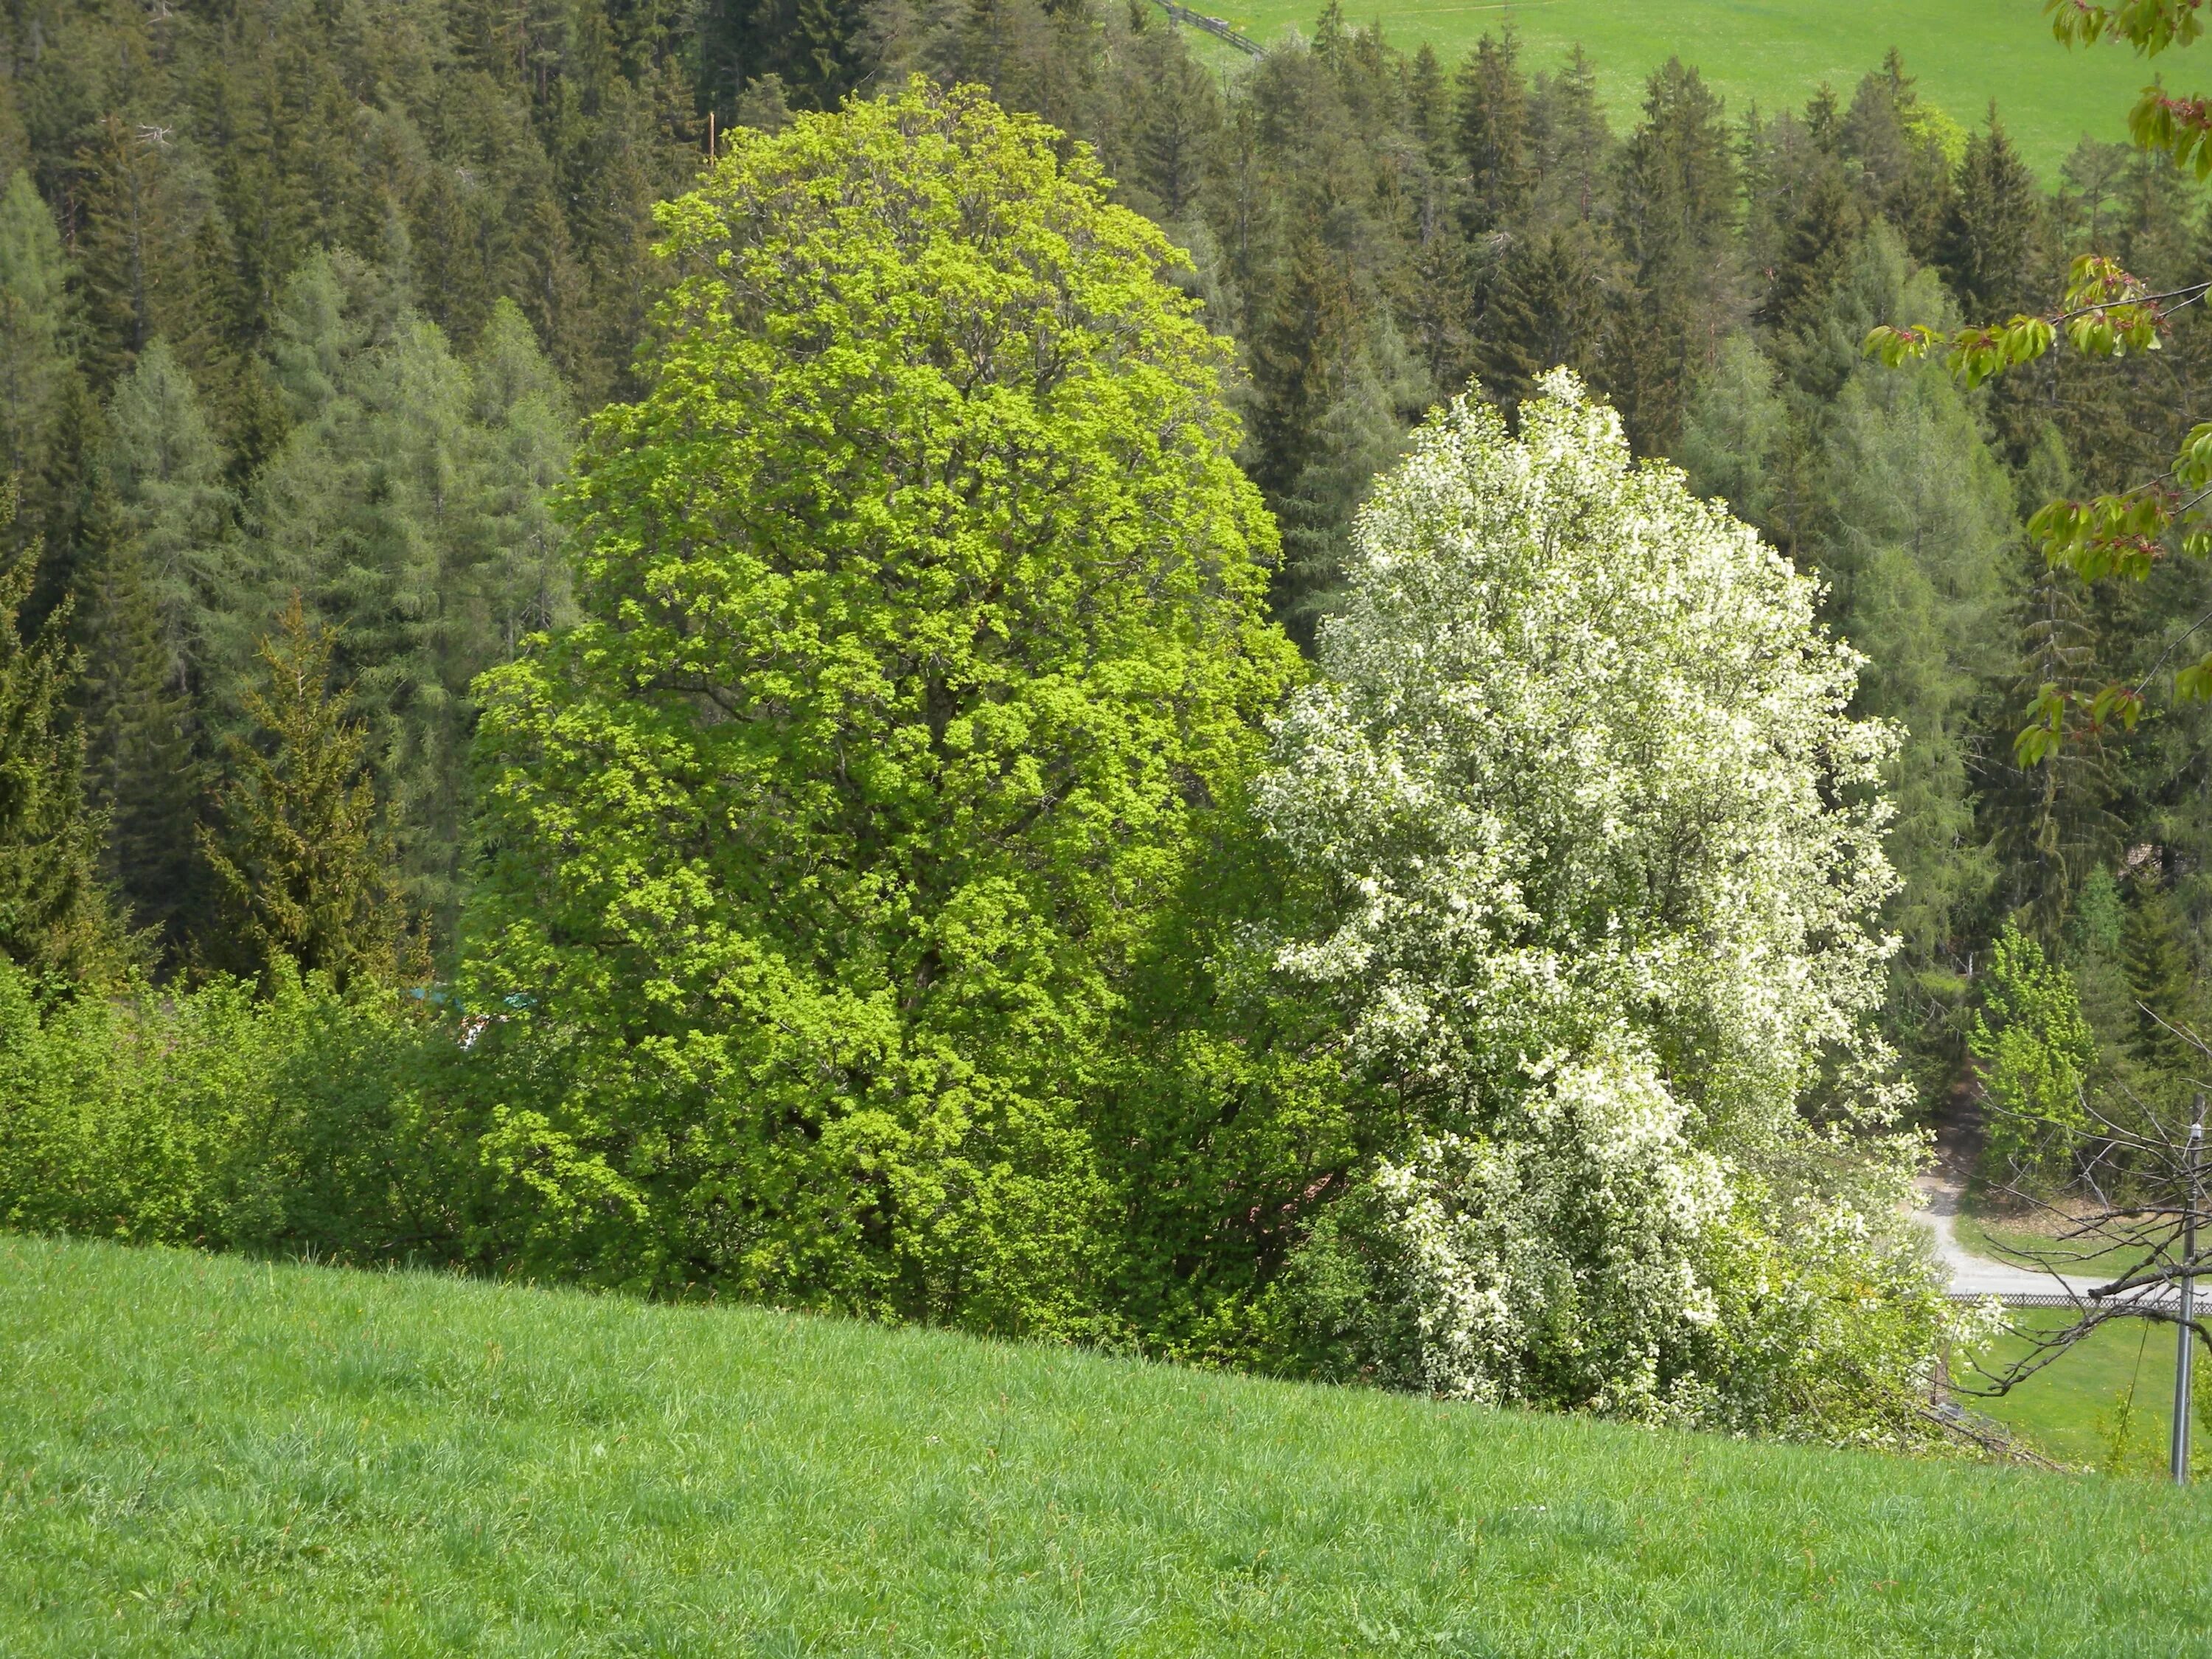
[[4, 1233, 2211, 1656], [1187, 0, 2162, 179], [1967, 1310, 2192, 1470]]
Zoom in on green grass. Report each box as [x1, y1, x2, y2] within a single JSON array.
[[5, 1235, 2212, 1655], [1194, 0, 2163, 178], [1964, 1310, 2191, 1470], [1941, 1214, 2197, 1467], [1951, 1211, 2149, 1281]]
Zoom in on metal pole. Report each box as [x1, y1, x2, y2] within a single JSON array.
[[2173, 1095, 2203, 1485]]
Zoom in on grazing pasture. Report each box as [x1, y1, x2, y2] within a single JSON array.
[[3, 1233, 2208, 1656], [1193, 0, 2152, 177]]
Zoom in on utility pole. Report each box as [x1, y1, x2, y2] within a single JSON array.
[[2173, 1093, 2203, 1486]]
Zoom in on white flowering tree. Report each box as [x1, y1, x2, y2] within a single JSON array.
[[1259, 372, 1965, 1438]]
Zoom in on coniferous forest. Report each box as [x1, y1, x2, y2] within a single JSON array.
[[4, 0, 2212, 1447]]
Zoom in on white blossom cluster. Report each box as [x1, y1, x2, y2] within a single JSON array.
[[1259, 372, 1941, 1420]]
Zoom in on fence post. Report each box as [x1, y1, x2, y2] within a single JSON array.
[[2172, 1093, 2203, 1484]]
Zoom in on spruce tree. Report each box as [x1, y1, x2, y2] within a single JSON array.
[[1940, 109, 2040, 317], [1478, 223, 1617, 414], [1453, 29, 1531, 234], [1275, 319, 1425, 641], [1408, 41, 1451, 161], [0, 171, 70, 503], [73, 115, 199, 389], [1838, 52, 1952, 263], [2124, 878, 2201, 1070], [1124, 26, 1223, 221], [1615, 58, 1736, 451], [0, 490, 127, 985], [1526, 46, 1614, 228], [1761, 164, 1865, 349], [78, 480, 198, 947], [199, 599, 420, 990]]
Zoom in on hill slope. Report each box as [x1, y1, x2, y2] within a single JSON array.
[[2, 1232, 2207, 1656], [1201, 0, 2149, 177]]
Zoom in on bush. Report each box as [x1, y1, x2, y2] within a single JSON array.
[[1969, 923, 2096, 1191], [0, 959, 496, 1262]]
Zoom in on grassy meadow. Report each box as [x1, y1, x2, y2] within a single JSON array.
[[4, 1232, 2211, 1657], [1189, 0, 2159, 177]]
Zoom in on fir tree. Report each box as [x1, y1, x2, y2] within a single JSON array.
[[1478, 222, 1616, 414], [0, 490, 127, 985], [0, 171, 70, 501], [199, 599, 421, 990], [1453, 29, 1531, 234], [1615, 58, 1736, 451], [1940, 109, 2041, 317]]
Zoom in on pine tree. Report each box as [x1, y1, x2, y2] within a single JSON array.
[[199, 599, 421, 990], [1478, 222, 1617, 414], [1941, 108, 2041, 317], [1453, 29, 1531, 234], [0, 171, 70, 503], [0, 490, 127, 985], [1615, 58, 1736, 451]]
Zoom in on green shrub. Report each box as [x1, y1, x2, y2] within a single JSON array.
[[1969, 923, 2095, 1190], [0, 959, 508, 1262]]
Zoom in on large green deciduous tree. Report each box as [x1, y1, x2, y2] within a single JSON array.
[[1255, 372, 1960, 1438], [465, 81, 1298, 1329]]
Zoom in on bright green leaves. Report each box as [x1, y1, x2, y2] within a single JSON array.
[[2044, 0, 2212, 172], [2048, 0, 2205, 57], [2130, 87, 2212, 174], [2012, 680, 2145, 764], [2018, 413, 2212, 585], [2026, 490, 2170, 581], [1860, 256, 2176, 389], [1862, 315, 2053, 387], [2059, 253, 2170, 350], [1868, 247, 2212, 762], [465, 82, 1297, 1328]]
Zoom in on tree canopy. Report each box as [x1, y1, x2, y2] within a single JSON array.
[[1252, 373, 1954, 1436], [465, 80, 1298, 1324]]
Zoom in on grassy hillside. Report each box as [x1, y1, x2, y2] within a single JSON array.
[[1200, 0, 2154, 178], [3, 1235, 2209, 1655]]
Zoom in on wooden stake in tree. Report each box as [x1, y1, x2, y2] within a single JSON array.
[[199, 598, 425, 990], [1959, 1020, 2212, 1486]]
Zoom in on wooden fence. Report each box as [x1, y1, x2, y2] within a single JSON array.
[[1151, 0, 1263, 55]]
